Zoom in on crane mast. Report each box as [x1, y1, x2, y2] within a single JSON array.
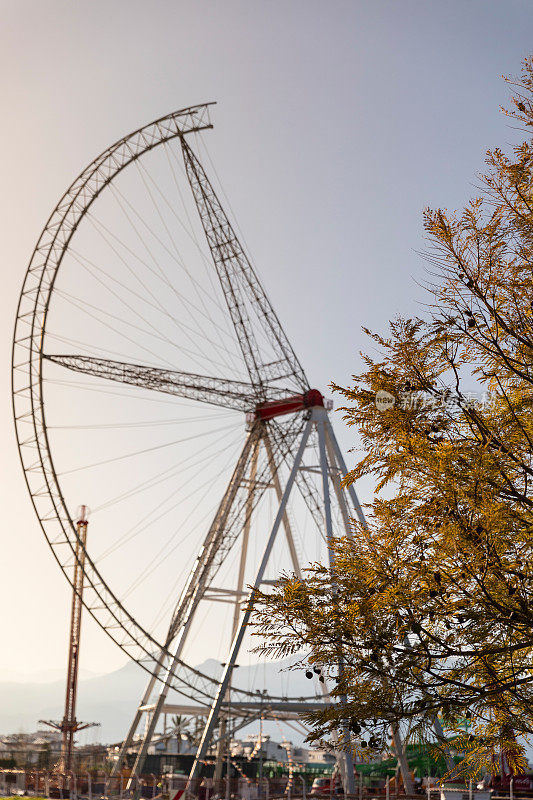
[[40, 505, 98, 773], [61, 506, 88, 772]]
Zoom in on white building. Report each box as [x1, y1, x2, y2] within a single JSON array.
[[148, 734, 196, 755], [307, 748, 336, 764]]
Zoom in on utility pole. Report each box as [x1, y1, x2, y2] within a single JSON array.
[[41, 506, 99, 773], [226, 686, 231, 800], [257, 689, 267, 798], [218, 662, 239, 800]]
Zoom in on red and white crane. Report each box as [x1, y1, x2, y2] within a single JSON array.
[[40, 506, 98, 773]]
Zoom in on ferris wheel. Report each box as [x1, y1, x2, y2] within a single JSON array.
[[12, 103, 366, 790]]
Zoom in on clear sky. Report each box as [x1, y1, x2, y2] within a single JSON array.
[[1, 0, 532, 686]]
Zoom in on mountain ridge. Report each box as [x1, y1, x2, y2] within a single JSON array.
[[0, 657, 315, 743]]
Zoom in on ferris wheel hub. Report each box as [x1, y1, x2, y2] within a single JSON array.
[[253, 388, 325, 421]]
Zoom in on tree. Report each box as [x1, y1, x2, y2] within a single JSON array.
[[170, 715, 192, 753], [191, 716, 209, 747], [253, 57, 533, 779], [37, 741, 51, 769]]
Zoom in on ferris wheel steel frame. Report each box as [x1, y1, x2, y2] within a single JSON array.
[[12, 103, 243, 706], [12, 103, 367, 794]]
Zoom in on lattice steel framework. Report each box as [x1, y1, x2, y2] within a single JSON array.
[[12, 103, 367, 793]]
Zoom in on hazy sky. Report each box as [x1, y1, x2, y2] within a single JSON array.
[[1, 0, 532, 695]]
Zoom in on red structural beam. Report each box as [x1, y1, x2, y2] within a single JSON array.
[[255, 389, 324, 421]]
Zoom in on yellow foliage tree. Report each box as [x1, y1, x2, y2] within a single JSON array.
[[253, 58, 533, 779]]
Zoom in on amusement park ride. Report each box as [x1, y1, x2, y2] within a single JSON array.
[[39, 506, 99, 774], [12, 103, 368, 794]]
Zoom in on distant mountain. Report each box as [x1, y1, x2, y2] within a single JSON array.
[[0, 657, 316, 744], [0, 660, 145, 742], [0, 668, 101, 684]]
